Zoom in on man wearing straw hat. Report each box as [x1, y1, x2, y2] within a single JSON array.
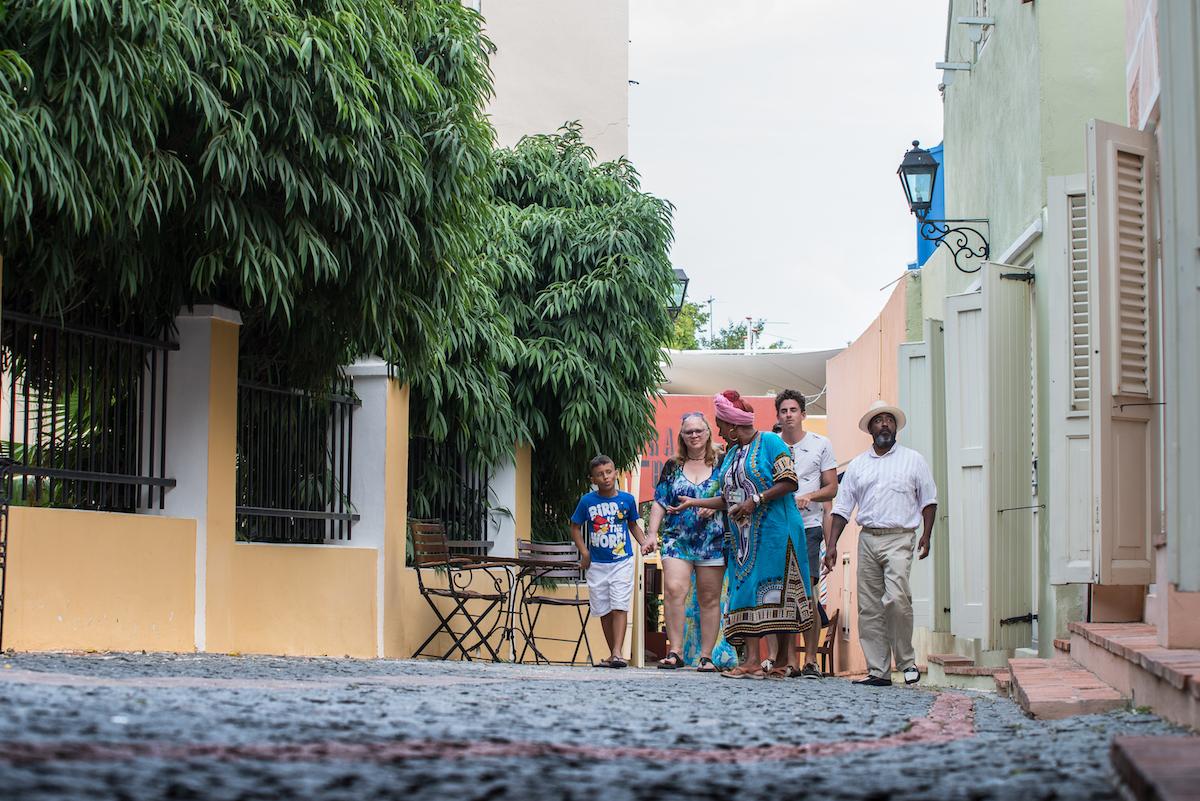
[[824, 400, 937, 687]]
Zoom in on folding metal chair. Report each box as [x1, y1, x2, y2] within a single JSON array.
[[410, 520, 511, 661], [516, 540, 593, 665]]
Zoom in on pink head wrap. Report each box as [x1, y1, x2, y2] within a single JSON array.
[[712, 393, 755, 426]]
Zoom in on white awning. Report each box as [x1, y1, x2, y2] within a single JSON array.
[[659, 347, 844, 415]]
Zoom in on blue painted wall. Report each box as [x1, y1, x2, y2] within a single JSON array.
[[913, 142, 945, 268]]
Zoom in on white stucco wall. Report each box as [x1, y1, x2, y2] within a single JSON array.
[[480, 0, 629, 162]]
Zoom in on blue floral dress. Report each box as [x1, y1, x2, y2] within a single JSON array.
[[653, 461, 726, 563]]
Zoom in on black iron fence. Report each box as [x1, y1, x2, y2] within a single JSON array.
[[407, 436, 492, 555], [235, 378, 360, 543], [0, 311, 177, 512]]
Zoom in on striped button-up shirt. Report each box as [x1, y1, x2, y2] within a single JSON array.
[[831, 444, 937, 530]]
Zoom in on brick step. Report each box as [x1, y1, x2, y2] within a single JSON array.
[[1053, 638, 1071, 654], [1111, 736, 1200, 801], [1009, 657, 1127, 720], [994, 670, 1012, 693], [928, 653, 974, 667], [943, 663, 1005, 676]]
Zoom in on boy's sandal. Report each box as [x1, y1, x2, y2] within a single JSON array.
[[696, 657, 717, 673], [782, 665, 803, 678], [608, 657, 628, 669], [593, 657, 614, 668], [657, 652, 683, 669]]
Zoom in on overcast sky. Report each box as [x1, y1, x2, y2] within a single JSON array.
[[629, 1, 947, 349]]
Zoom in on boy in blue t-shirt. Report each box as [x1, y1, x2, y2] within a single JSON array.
[[569, 454, 656, 668]]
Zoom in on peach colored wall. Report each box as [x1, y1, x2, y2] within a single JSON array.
[[822, 281, 909, 675], [5, 507, 196, 652]]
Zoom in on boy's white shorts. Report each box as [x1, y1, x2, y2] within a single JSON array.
[[586, 558, 636, 617]]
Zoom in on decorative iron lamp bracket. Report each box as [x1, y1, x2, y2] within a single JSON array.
[[916, 216, 991, 274]]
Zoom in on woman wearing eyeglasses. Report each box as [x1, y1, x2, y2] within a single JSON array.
[[646, 411, 730, 671], [669, 390, 812, 679]]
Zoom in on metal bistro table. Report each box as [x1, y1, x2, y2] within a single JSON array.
[[469, 553, 586, 664]]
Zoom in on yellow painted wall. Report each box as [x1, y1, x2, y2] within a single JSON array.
[[5, 507, 196, 652], [226, 543, 378, 657]]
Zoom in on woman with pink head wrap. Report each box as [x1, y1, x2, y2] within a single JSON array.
[[670, 389, 814, 678]]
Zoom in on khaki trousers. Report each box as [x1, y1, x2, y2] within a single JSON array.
[[856, 528, 917, 678]]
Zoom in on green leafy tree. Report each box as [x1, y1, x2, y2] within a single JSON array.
[[0, 0, 496, 387], [667, 300, 708, 350], [493, 124, 675, 538], [701, 318, 787, 350]]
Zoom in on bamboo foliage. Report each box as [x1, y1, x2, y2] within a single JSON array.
[[409, 124, 675, 538], [0, 0, 497, 387]]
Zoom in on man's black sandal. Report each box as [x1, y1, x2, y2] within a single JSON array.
[[608, 657, 628, 669]]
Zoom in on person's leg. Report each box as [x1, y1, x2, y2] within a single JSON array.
[[660, 557, 693, 661], [881, 532, 917, 673], [599, 612, 618, 657], [740, 636, 761, 667], [802, 526, 823, 669], [857, 533, 890, 679], [605, 558, 636, 663], [694, 564, 724, 659]]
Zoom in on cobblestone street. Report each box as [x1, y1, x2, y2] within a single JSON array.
[[0, 653, 1184, 800]]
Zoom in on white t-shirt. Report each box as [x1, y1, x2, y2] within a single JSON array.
[[788, 431, 837, 529]]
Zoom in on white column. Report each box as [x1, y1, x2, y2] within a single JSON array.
[[488, 453, 519, 558], [153, 305, 242, 652], [343, 358, 391, 656]]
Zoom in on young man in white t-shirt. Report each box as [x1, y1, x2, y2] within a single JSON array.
[[775, 389, 839, 678]]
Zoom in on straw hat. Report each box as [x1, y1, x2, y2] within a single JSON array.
[[858, 400, 907, 434]]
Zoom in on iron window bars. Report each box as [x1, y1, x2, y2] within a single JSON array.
[[0, 311, 178, 512], [235, 378, 360, 544]]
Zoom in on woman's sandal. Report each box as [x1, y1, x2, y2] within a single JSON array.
[[657, 652, 683, 670], [696, 656, 717, 673], [719, 663, 762, 679], [764, 660, 790, 679]]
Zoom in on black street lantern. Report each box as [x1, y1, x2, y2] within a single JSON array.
[[897, 140, 939, 220], [896, 139, 991, 274], [668, 269, 690, 320]]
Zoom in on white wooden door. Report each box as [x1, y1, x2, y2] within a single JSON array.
[[1087, 119, 1158, 586], [1046, 175, 1097, 584], [899, 319, 951, 634], [984, 263, 1035, 651], [899, 339, 934, 633], [945, 290, 988, 643]]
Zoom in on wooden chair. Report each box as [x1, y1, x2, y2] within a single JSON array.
[[410, 520, 511, 661], [816, 608, 840, 676], [516, 540, 592, 666]]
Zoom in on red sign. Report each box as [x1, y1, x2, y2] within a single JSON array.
[[638, 394, 780, 502]]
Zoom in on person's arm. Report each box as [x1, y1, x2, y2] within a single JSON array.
[[823, 513, 849, 574], [569, 522, 591, 571], [914, 455, 938, 560], [822, 499, 833, 547], [668, 495, 727, 513], [647, 502, 666, 547], [917, 504, 937, 559], [730, 477, 797, 521], [797, 466, 839, 507], [630, 519, 656, 555]]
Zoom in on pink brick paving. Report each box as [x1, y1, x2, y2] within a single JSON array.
[[0, 690, 976, 766]]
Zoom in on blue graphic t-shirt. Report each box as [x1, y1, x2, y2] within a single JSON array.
[[570, 490, 640, 563]]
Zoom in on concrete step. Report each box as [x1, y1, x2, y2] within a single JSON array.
[[993, 670, 1012, 695], [1053, 638, 1071, 654], [1111, 736, 1200, 801], [928, 653, 974, 667], [1009, 657, 1127, 720]]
